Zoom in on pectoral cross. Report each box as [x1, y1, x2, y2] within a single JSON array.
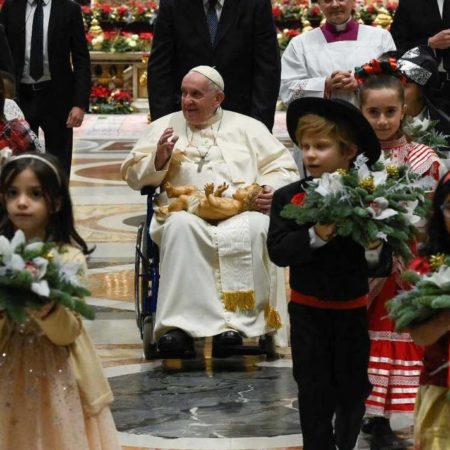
[[196, 156, 209, 173]]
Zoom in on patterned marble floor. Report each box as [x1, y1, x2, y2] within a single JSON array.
[[71, 113, 414, 450]]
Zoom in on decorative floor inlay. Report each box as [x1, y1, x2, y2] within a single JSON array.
[[110, 357, 300, 439]]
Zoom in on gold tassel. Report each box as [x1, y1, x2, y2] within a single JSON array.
[[264, 305, 282, 330], [222, 291, 255, 312]]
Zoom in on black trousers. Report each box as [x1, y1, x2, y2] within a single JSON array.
[[19, 84, 73, 177], [288, 302, 372, 450]]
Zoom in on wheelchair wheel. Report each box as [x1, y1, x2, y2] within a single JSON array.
[[143, 315, 158, 359], [134, 222, 149, 332]]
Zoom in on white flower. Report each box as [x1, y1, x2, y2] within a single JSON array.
[[30, 257, 48, 280], [358, 163, 388, 187], [31, 280, 50, 297], [353, 153, 369, 170], [11, 230, 26, 250], [9, 254, 25, 271], [376, 231, 388, 241], [413, 117, 430, 133], [424, 266, 450, 289], [411, 175, 437, 191], [24, 242, 44, 253], [52, 252, 84, 287], [367, 197, 398, 220], [402, 200, 421, 225], [315, 172, 344, 197]]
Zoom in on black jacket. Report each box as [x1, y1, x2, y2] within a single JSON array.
[[0, 24, 13, 75], [0, 0, 91, 114], [391, 0, 447, 53], [147, 0, 280, 130]]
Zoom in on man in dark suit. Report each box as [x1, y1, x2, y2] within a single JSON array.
[[391, 0, 450, 103], [0, 0, 91, 176], [147, 0, 280, 131], [0, 24, 13, 76]]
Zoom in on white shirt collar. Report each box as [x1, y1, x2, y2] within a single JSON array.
[[203, 0, 224, 8], [27, 0, 51, 6]]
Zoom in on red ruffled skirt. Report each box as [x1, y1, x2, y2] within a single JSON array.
[[366, 274, 424, 417]]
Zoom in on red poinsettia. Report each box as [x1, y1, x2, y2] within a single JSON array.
[[117, 5, 129, 17], [98, 3, 112, 13], [91, 85, 111, 99], [291, 192, 306, 206], [272, 6, 282, 19], [286, 29, 300, 38], [111, 89, 132, 103], [139, 32, 153, 41]]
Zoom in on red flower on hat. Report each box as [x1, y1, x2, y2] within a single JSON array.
[[291, 192, 306, 206]]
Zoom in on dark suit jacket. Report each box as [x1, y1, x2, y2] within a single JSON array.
[[0, 0, 91, 115], [0, 24, 13, 75], [147, 0, 280, 130], [391, 0, 447, 53]]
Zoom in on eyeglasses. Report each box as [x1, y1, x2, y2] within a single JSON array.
[[440, 203, 450, 218]]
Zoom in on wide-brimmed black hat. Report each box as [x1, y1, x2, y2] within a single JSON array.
[[286, 97, 381, 165]]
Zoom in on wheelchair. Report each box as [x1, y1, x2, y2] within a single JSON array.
[[134, 186, 278, 360]]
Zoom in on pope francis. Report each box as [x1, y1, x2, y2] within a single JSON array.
[[121, 66, 298, 356]]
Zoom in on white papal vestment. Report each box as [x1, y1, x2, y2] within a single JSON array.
[[121, 109, 298, 345]]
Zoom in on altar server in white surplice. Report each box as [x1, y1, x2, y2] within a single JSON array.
[[280, 0, 396, 107], [121, 66, 298, 356]]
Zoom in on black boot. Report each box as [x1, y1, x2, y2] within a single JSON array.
[[361, 416, 376, 434], [370, 417, 409, 450]]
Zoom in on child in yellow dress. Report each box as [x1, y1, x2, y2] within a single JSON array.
[[0, 153, 120, 450]]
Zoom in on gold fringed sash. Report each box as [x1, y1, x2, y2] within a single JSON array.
[[223, 290, 256, 312], [264, 304, 282, 330], [217, 213, 255, 312]]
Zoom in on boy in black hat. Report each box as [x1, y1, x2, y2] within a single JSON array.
[[267, 97, 391, 450]]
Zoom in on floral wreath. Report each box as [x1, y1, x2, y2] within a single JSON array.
[[354, 58, 407, 86]]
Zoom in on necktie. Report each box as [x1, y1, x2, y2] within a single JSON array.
[[30, 0, 44, 81], [206, 0, 218, 45], [443, 0, 450, 71]]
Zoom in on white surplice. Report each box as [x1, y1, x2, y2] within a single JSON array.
[[121, 109, 298, 346], [280, 24, 396, 106]]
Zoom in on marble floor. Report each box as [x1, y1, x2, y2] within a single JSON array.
[[70, 112, 414, 450]]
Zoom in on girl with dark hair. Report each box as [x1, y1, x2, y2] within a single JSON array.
[[0, 153, 87, 252], [0, 76, 41, 155], [0, 153, 120, 450], [407, 172, 450, 449], [355, 61, 445, 450]]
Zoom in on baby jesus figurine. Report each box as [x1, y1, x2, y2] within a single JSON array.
[[156, 181, 263, 221]]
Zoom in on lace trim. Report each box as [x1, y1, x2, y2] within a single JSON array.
[[291, 80, 310, 101]]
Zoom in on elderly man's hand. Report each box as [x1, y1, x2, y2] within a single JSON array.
[[428, 29, 450, 50], [155, 127, 179, 170], [255, 185, 274, 214]]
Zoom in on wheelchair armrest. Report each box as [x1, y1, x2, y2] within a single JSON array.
[[140, 186, 158, 196]]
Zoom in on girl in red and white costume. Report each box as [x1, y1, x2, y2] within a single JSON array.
[[356, 60, 445, 450]]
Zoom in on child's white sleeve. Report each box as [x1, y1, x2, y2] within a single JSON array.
[[365, 244, 383, 268]]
